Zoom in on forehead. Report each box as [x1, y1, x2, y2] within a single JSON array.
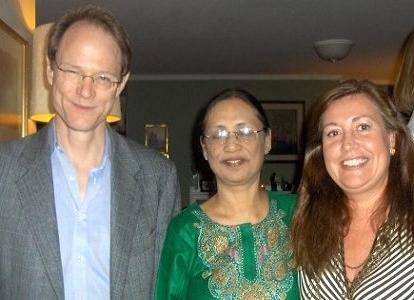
[[57, 21, 122, 71], [322, 93, 383, 123], [206, 98, 261, 126]]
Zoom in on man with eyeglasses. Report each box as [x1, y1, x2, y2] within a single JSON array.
[[0, 4, 180, 299]]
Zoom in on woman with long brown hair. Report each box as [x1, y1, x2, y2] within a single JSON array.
[[292, 80, 414, 299]]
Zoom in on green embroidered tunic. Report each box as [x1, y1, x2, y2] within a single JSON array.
[[155, 191, 299, 299]]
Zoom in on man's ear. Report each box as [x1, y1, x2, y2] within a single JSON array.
[[45, 56, 54, 86], [115, 72, 130, 97]]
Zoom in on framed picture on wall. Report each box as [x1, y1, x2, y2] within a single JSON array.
[[144, 124, 169, 156], [0, 19, 29, 142], [262, 101, 305, 161]]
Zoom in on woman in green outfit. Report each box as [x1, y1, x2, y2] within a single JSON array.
[[155, 88, 299, 299]]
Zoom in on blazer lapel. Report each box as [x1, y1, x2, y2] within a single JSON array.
[[16, 128, 64, 298], [110, 133, 143, 299]]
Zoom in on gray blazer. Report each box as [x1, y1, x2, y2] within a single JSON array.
[[0, 125, 181, 299]]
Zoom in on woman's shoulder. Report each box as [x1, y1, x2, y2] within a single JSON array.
[[267, 191, 297, 223], [167, 202, 202, 233]]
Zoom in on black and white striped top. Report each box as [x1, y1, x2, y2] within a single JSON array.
[[299, 224, 414, 299]]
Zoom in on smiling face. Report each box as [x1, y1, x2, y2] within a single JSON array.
[[201, 98, 271, 188], [321, 93, 396, 200], [46, 21, 129, 135]]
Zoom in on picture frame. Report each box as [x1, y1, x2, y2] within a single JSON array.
[[0, 19, 29, 142], [262, 101, 305, 161], [144, 124, 169, 156]]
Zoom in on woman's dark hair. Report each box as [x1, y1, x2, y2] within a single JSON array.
[[48, 4, 131, 77], [292, 80, 414, 276], [191, 88, 270, 179], [199, 88, 270, 135]]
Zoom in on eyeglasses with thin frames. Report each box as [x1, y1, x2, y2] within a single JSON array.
[[202, 127, 267, 146], [54, 63, 121, 90]]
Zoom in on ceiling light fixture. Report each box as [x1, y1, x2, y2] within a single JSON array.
[[314, 39, 354, 62]]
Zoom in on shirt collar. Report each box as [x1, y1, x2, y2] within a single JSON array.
[[48, 120, 112, 168]]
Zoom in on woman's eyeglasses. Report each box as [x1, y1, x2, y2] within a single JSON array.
[[202, 127, 267, 146]]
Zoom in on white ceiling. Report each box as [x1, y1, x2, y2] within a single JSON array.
[[37, 0, 414, 83]]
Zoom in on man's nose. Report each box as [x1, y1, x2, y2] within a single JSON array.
[[78, 76, 95, 98]]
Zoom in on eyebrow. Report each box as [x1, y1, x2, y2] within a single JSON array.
[[323, 115, 374, 128], [210, 122, 252, 128], [59, 62, 118, 76]]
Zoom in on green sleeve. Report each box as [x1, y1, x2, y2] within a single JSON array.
[[155, 211, 197, 300]]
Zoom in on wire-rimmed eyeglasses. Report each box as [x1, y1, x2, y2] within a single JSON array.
[[55, 63, 121, 90], [201, 127, 267, 146]]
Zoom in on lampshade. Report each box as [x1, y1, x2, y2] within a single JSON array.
[[30, 23, 121, 124], [313, 39, 354, 62]]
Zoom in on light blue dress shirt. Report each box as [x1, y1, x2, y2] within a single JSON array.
[[49, 123, 111, 300]]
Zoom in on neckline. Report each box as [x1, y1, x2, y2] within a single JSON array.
[[339, 221, 393, 296], [193, 191, 273, 227]]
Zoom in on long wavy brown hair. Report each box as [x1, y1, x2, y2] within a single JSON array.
[[292, 80, 414, 276]]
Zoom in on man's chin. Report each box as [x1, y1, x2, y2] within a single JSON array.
[[57, 117, 105, 134]]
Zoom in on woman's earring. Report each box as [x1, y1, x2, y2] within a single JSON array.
[[390, 148, 396, 156]]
